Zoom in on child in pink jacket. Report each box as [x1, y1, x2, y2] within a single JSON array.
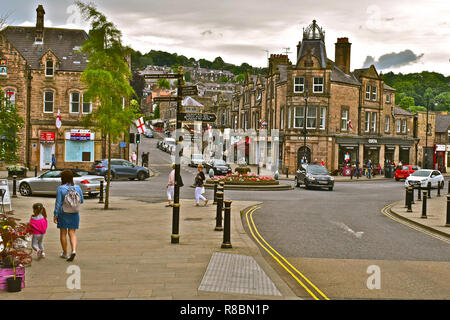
[[28, 203, 48, 259]]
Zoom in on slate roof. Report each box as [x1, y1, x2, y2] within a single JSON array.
[[436, 114, 450, 133], [394, 106, 414, 116], [383, 83, 396, 91], [330, 62, 361, 86], [297, 39, 327, 68], [2, 26, 89, 72]]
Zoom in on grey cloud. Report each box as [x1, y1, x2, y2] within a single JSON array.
[[362, 50, 424, 69]]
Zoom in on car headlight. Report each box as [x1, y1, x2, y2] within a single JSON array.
[[330, 177, 334, 181]]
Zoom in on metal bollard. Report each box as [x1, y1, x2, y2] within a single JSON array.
[[213, 181, 218, 205], [407, 187, 413, 212], [437, 182, 441, 197], [215, 191, 224, 231], [221, 200, 232, 249], [410, 185, 414, 204], [12, 175, 17, 198], [446, 195, 450, 227], [427, 182, 431, 199], [417, 186, 422, 201], [99, 180, 104, 203], [421, 190, 428, 219], [448, 180, 450, 194], [405, 186, 409, 208], [34, 166, 38, 177]]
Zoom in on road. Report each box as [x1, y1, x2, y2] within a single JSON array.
[[117, 133, 450, 299]]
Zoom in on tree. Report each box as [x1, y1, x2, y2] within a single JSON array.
[[76, 1, 135, 209], [157, 78, 171, 90], [130, 70, 145, 102], [0, 93, 24, 163], [184, 71, 192, 82], [399, 96, 415, 110], [153, 104, 160, 119]]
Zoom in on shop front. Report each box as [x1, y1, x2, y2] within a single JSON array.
[[385, 145, 395, 165], [363, 144, 380, 166], [434, 144, 446, 172], [399, 146, 410, 165], [39, 132, 55, 170], [65, 129, 95, 167], [339, 144, 358, 166]]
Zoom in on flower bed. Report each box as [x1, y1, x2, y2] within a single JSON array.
[[207, 173, 279, 185]]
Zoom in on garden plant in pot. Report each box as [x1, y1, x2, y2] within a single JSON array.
[[0, 210, 31, 292]]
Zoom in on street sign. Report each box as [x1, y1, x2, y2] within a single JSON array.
[[153, 96, 180, 102], [144, 73, 182, 79], [179, 113, 216, 122], [179, 85, 198, 96]]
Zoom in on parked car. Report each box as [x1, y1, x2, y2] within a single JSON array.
[[92, 159, 150, 180], [395, 165, 420, 181], [162, 138, 176, 152], [405, 169, 445, 189], [294, 164, 334, 191], [144, 129, 153, 138], [204, 159, 232, 176], [18, 169, 105, 197], [190, 154, 205, 167]]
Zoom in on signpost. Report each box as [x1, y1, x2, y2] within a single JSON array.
[[179, 113, 216, 123], [144, 73, 181, 79], [153, 97, 180, 103], [179, 85, 198, 96]]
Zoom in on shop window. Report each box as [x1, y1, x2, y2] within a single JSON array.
[[44, 91, 54, 113], [70, 92, 80, 113], [294, 77, 304, 93], [65, 140, 94, 162]]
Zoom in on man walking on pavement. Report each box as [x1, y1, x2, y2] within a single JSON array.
[[366, 159, 372, 179], [354, 160, 361, 179]]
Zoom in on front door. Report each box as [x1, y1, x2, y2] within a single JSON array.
[[40, 143, 55, 170], [297, 146, 311, 169]]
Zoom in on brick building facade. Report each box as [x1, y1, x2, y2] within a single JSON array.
[[0, 5, 126, 170]]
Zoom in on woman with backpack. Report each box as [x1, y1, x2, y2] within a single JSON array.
[[53, 170, 84, 262]]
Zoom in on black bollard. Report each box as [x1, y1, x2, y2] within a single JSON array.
[[404, 186, 409, 208], [215, 191, 224, 231], [221, 200, 232, 249], [448, 180, 450, 194], [421, 190, 428, 219], [213, 181, 218, 205], [427, 182, 431, 199], [34, 166, 38, 177], [407, 187, 413, 212], [446, 195, 450, 227], [437, 181, 441, 197], [12, 175, 17, 198], [98, 180, 104, 204], [417, 185, 422, 201], [410, 185, 415, 204]]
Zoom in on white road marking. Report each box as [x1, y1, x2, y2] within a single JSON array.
[[330, 221, 364, 239]]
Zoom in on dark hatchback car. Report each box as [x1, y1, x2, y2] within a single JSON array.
[[294, 164, 334, 191], [204, 159, 232, 176], [92, 159, 150, 180]]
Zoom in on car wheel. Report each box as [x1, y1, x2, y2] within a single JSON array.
[[395, 178, 399, 181], [304, 182, 310, 190], [19, 183, 32, 196], [328, 186, 333, 191], [137, 171, 146, 181]]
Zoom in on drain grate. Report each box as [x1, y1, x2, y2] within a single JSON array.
[[185, 217, 202, 221]]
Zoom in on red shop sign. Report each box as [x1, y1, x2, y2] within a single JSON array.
[[40, 132, 55, 142]]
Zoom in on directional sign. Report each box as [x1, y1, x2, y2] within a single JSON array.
[[153, 96, 180, 102], [179, 85, 198, 96], [179, 113, 216, 122], [144, 73, 182, 79]]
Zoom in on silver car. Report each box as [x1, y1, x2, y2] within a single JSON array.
[[18, 169, 105, 198]]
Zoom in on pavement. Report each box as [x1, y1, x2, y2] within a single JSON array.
[[0, 194, 298, 300], [389, 189, 450, 239]]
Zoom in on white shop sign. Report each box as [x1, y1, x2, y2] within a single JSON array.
[[0, 179, 12, 211], [435, 144, 446, 152]]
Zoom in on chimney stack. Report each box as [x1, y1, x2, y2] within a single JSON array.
[[335, 37, 351, 74], [35, 5, 45, 42]]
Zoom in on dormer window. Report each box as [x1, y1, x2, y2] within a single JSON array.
[[45, 60, 54, 76]]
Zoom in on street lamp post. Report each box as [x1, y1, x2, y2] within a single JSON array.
[[425, 96, 429, 169], [302, 81, 309, 166]]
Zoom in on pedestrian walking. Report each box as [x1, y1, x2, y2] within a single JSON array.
[[131, 152, 137, 165], [28, 203, 48, 260], [141, 152, 145, 167], [53, 170, 84, 262], [166, 164, 175, 207], [208, 167, 215, 178], [321, 159, 325, 167], [50, 154, 56, 170], [366, 159, 372, 179], [354, 160, 361, 179], [194, 164, 208, 207]]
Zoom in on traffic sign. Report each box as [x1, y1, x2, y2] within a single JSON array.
[[179, 113, 216, 122], [153, 96, 180, 102], [180, 85, 198, 96], [144, 73, 182, 79]]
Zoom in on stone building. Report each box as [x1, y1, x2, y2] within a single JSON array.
[[0, 5, 126, 170], [434, 113, 449, 172], [231, 20, 435, 173]]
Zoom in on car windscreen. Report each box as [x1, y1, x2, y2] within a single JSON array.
[[213, 160, 227, 166], [192, 154, 203, 159], [410, 171, 430, 177], [307, 166, 329, 175], [401, 166, 410, 170]]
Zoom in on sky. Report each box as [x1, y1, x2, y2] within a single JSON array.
[[2, 0, 449, 75]]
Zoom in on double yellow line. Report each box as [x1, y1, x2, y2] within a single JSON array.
[[245, 206, 330, 300]]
